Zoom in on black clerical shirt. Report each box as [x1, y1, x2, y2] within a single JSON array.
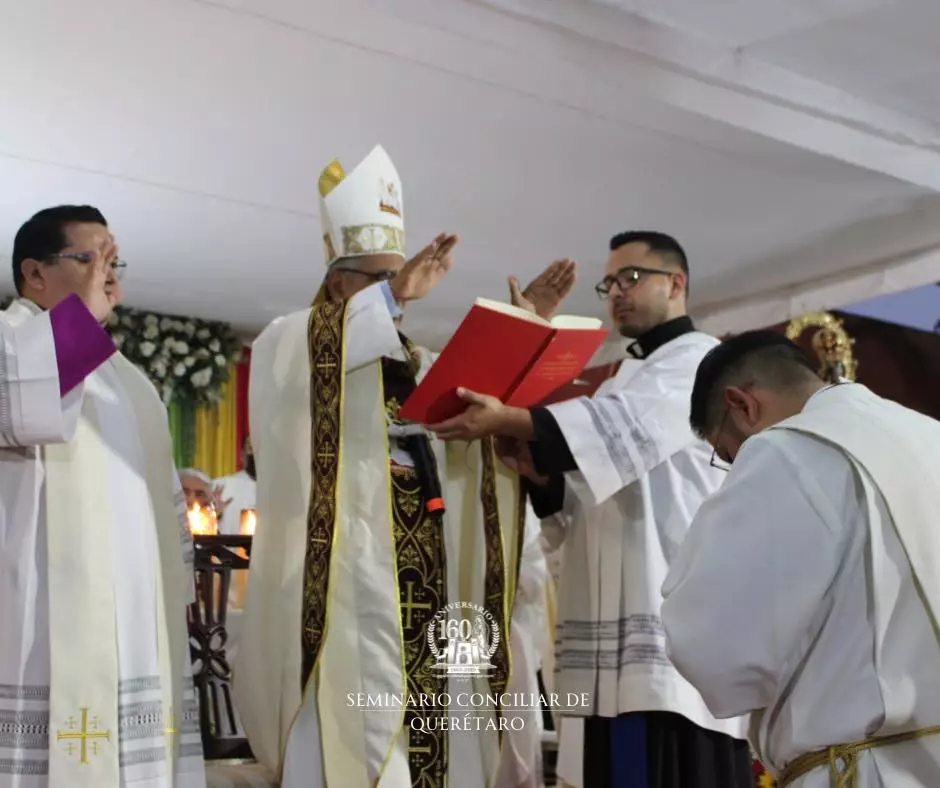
[[524, 316, 696, 518]]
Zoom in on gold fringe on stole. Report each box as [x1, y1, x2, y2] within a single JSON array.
[[480, 436, 512, 742], [300, 299, 349, 690]]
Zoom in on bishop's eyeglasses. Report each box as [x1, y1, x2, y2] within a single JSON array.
[[331, 266, 397, 283]]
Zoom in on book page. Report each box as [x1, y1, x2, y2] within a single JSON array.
[[549, 314, 604, 330], [474, 299, 603, 330], [473, 297, 549, 326]]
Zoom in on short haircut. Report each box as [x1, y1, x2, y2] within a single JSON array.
[[12, 205, 108, 295], [689, 330, 820, 438], [610, 230, 689, 294], [610, 230, 688, 274]]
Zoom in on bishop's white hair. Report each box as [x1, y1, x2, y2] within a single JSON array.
[[178, 468, 212, 485]]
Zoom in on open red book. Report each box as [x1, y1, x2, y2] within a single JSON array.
[[399, 298, 608, 424]]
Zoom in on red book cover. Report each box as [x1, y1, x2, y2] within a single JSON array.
[[399, 300, 607, 424], [537, 360, 623, 405]]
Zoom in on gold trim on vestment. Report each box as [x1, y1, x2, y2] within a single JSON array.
[[376, 378, 408, 785], [512, 488, 527, 619], [386, 343, 449, 786], [300, 298, 348, 690], [480, 436, 511, 741], [778, 725, 940, 787]]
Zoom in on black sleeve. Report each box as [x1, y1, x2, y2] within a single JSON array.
[[529, 407, 578, 475], [524, 475, 566, 519]]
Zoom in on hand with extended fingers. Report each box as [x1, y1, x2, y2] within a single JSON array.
[[390, 232, 458, 303], [509, 258, 577, 320]]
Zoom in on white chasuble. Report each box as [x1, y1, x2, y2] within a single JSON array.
[[662, 383, 940, 787], [0, 299, 204, 788], [540, 332, 746, 740], [236, 283, 523, 788]]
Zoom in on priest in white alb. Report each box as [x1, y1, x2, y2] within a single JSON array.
[[426, 232, 751, 787], [662, 330, 940, 787], [1, 205, 205, 788], [214, 436, 256, 534], [236, 146, 570, 788]]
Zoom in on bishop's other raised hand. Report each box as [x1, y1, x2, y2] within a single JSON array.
[[390, 232, 457, 303], [509, 258, 577, 320], [211, 484, 234, 517]]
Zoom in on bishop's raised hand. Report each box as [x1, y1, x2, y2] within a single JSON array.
[[390, 232, 458, 303], [510, 258, 577, 320]]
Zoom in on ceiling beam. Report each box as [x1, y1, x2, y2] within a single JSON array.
[[693, 197, 940, 333], [206, 0, 940, 190]]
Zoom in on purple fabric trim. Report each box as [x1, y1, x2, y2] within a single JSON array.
[[48, 294, 117, 395]]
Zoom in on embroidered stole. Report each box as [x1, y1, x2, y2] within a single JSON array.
[[4, 301, 188, 787], [300, 304, 523, 787]]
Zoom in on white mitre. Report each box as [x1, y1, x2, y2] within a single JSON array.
[[318, 144, 405, 266]]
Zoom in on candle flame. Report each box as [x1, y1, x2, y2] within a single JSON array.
[[240, 508, 257, 536], [187, 502, 217, 535]]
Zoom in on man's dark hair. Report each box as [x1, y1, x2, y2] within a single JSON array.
[[11, 205, 108, 295], [689, 330, 821, 439], [610, 230, 689, 294]]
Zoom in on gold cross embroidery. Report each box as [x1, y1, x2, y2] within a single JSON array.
[[402, 580, 433, 630], [315, 358, 338, 374], [57, 708, 111, 764]]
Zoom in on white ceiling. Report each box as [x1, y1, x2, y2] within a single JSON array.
[[1, 0, 939, 347]]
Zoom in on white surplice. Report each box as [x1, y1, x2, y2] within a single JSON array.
[[0, 299, 205, 788], [662, 383, 940, 787], [235, 283, 521, 788], [541, 332, 746, 740], [495, 506, 549, 788], [213, 471, 256, 535]]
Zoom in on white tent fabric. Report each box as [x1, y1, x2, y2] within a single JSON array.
[[1, 0, 938, 345]]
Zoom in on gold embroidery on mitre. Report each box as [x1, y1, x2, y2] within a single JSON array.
[[323, 233, 337, 265], [341, 225, 406, 258], [379, 178, 402, 217], [318, 160, 346, 198]]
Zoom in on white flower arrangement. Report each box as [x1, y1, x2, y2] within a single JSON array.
[[105, 306, 243, 406]]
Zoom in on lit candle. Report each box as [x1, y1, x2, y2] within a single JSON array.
[[239, 508, 257, 536], [231, 508, 256, 610], [187, 503, 218, 535]]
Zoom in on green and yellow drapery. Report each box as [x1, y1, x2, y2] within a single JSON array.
[[167, 362, 239, 478]]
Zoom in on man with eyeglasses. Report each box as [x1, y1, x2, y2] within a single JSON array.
[[425, 231, 751, 788], [237, 145, 570, 788], [662, 330, 940, 787], [0, 205, 206, 787]]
